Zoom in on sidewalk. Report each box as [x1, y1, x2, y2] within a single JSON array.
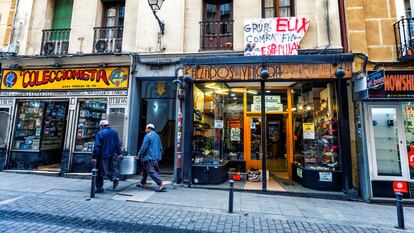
[[0, 172, 413, 232]]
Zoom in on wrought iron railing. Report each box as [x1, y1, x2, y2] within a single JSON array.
[[41, 29, 71, 55], [394, 18, 414, 61], [93, 26, 124, 54], [200, 20, 233, 51]]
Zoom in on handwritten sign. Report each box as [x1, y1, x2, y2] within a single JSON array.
[[244, 17, 310, 56]]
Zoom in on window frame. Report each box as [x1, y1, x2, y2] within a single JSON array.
[[102, 1, 125, 27], [261, 0, 295, 18]]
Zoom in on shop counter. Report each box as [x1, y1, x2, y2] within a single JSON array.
[[292, 163, 342, 191]]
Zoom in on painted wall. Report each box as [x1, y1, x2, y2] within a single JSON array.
[[5, 0, 343, 56], [345, 0, 398, 62], [0, 0, 16, 52]]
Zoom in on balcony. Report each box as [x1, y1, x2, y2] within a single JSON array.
[[41, 29, 70, 55], [93, 26, 123, 54], [200, 20, 233, 51], [394, 18, 414, 61]]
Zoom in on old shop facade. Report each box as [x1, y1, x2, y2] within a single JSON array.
[[0, 56, 130, 174], [178, 54, 356, 195], [355, 70, 414, 200]]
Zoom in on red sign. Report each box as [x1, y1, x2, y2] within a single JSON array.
[[409, 153, 414, 169], [393, 181, 408, 193]]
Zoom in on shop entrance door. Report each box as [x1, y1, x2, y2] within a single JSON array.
[[367, 104, 411, 181], [245, 114, 288, 171]]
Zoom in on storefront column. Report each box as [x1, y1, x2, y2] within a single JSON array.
[[336, 69, 356, 197], [183, 82, 194, 185], [260, 80, 267, 191]]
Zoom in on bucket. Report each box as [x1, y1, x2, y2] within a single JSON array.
[[119, 155, 137, 175]]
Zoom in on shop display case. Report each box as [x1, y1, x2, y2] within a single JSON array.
[[75, 100, 107, 152], [292, 83, 342, 190], [13, 102, 44, 151]]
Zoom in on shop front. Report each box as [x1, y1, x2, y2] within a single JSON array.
[[355, 70, 414, 199], [181, 54, 354, 193], [0, 67, 129, 174]]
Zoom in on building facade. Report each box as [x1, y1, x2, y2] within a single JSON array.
[[0, 0, 359, 197], [346, 0, 414, 200]]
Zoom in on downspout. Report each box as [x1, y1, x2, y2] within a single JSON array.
[[338, 0, 348, 52]]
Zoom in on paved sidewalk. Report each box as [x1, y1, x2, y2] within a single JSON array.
[[0, 172, 413, 232]]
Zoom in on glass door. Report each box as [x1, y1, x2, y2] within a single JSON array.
[[266, 114, 288, 171], [367, 104, 410, 180], [245, 116, 263, 170]]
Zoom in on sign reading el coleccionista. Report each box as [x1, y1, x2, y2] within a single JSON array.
[[0, 67, 129, 91]]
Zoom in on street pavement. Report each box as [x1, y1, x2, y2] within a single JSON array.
[[0, 172, 413, 232]]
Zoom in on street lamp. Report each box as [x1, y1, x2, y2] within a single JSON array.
[[148, 0, 165, 35]]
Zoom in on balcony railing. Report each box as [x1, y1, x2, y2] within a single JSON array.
[[41, 29, 71, 55], [200, 20, 233, 51], [93, 26, 123, 54], [394, 18, 414, 61]]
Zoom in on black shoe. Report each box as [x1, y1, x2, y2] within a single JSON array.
[[113, 178, 119, 190], [95, 188, 105, 193]]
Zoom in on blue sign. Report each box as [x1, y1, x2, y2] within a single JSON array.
[[366, 70, 385, 89]]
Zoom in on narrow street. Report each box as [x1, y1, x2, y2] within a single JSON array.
[[0, 172, 413, 233]]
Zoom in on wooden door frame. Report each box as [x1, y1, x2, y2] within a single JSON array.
[[243, 86, 293, 179]]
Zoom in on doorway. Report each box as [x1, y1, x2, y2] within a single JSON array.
[[138, 81, 177, 175]]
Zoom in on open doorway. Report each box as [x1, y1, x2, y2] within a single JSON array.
[[138, 81, 177, 175]]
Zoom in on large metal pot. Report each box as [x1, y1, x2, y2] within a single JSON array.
[[119, 155, 137, 175]]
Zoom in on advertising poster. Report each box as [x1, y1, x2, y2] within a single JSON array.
[[303, 123, 315, 139]]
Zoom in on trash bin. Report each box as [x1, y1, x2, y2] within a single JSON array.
[[119, 155, 137, 175]]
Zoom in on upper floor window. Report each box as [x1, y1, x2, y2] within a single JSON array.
[[262, 0, 294, 18], [93, 1, 125, 54], [200, 0, 233, 51]]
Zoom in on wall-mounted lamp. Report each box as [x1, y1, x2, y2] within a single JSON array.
[[148, 0, 165, 35], [9, 64, 22, 69]]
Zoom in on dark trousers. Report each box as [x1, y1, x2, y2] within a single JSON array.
[[141, 160, 163, 186], [96, 157, 116, 190]]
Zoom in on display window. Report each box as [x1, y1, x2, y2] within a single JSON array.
[[401, 102, 414, 180], [75, 99, 107, 152], [0, 108, 11, 148], [13, 101, 68, 151], [193, 83, 244, 165], [292, 82, 340, 171], [13, 101, 45, 151]]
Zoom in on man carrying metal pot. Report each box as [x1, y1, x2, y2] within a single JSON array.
[[136, 124, 166, 192], [92, 120, 122, 193]]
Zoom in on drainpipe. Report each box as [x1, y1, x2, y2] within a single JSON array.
[[338, 0, 348, 52]]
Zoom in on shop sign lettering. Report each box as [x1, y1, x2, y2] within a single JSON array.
[[251, 96, 283, 112], [0, 90, 127, 97], [244, 17, 310, 56], [0, 67, 129, 91], [367, 70, 414, 99], [0, 98, 14, 105], [108, 97, 127, 105], [184, 63, 352, 81], [366, 70, 384, 89]]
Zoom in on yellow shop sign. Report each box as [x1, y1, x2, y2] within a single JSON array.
[[1, 67, 129, 91]]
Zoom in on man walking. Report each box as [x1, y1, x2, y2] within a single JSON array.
[[92, 120, 122, 193], [136, 124, 165, 192]]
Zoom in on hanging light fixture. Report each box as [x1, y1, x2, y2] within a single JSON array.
[[148, 0, 165, 35]]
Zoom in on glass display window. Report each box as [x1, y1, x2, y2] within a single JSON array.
[[13, 101, 44, 151], [75, 99, 108, 152], [402, 102, 414, 179], [292, 82, 340, 171], [193, 83, 244, 165]]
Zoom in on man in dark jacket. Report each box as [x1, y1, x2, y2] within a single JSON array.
[[92, 120, 122, 193], [136, 124, 165, 192]]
